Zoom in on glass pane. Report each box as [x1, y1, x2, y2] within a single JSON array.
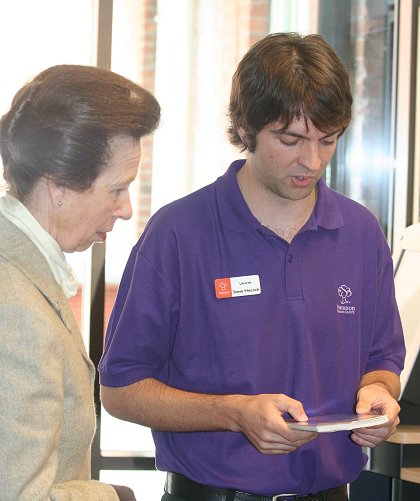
[[270, 0, 395, 235], [320, 0, 395, 236], [100, 407, 155, 454], [101, 222, 156, 454], [0, 0, 95, 115], [101, 0, 159, 456], [0, 0, 95, 185]]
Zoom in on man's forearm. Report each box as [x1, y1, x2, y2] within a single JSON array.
[[100, 378, 245, 432], [358, 370, 401, 400]]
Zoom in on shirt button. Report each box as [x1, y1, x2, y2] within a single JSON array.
[[288, 254, 294, 263]]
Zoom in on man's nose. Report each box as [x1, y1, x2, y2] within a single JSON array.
[[299, 142, 322, 171]]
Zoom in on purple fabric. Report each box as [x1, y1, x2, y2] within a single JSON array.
[[99, 160, 405, 496]]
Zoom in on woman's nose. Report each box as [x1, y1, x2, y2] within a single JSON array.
[[114, 193, 133, 221]]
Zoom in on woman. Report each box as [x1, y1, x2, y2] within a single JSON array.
[[0, 65, 160, 500]]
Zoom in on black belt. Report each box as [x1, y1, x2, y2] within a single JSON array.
[[165, 472, 348, 501]]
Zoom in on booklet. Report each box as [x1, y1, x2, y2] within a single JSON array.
[[285, 413, 389, 433]]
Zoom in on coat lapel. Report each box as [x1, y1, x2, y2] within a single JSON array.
[[0, 214, 94, 370]]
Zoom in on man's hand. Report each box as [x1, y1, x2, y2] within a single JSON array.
[[351, 382, 400, 448], [232, 393, 318, 454]]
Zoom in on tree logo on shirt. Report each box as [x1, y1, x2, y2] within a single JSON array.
[[337, 284, 356, 314], [338, 284, 352, 304]]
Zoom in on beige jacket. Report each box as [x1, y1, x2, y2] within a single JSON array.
[[0, 214, 118, 500]]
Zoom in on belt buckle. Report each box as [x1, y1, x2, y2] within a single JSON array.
[[272, 494, 297, 500]]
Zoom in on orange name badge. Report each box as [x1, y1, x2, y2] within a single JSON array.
[[214, 275, 261, 299]]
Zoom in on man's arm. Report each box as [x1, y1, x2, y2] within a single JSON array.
[[100, 378, 317, 455], [358, 370, 401, 399], [351, 370, 401, 448]]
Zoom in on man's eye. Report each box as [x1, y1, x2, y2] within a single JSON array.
[[280, 139, 298, 147]]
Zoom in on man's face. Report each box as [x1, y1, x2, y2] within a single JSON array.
[[244, 117, 340, 203]]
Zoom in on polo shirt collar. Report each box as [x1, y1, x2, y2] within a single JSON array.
[[309, 177, 344, 230], [216, 159, 344, 232]]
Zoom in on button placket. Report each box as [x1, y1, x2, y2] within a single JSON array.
[[285, 240, 303, 300]]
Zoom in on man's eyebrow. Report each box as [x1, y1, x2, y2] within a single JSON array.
[[272, 129, 305, 138], [320, 129, 341, 138], [271, 128, 341, 139]]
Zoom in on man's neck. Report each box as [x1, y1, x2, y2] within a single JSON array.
[[236, 164, 317, 243]]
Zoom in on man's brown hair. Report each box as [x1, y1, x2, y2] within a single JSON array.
[[228, 32, 352, 152]]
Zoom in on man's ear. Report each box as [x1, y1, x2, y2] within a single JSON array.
[[237, 127, 248, 144], [237, 127, 253, 151]]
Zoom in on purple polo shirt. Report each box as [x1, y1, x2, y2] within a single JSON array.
[[99, 160, 405, 496]]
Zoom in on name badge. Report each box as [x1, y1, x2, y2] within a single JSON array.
[[214, 275, 261, 299]]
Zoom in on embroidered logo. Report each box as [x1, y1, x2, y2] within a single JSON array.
[[337, 284, 356, 314]]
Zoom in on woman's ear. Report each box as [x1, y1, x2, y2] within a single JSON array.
[[46, 179, 66, 209]]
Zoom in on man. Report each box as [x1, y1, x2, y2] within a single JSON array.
[[99, 33, 405, 501]]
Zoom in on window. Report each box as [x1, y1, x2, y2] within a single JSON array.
[[0, 2, 417, 500], [100, 6, 418, 496]]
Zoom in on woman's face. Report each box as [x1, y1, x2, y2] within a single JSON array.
[[53, 135, 141, 253]]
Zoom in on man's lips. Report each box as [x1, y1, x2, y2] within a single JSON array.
[[97, 232, 107, 241], [291, 175, 314, 188]]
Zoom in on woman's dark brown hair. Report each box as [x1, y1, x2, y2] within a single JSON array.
[[228, 32, 352, 152], [0, 64, 161, 200]]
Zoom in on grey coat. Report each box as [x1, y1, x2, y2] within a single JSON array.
[[0, 214, 118, 500]]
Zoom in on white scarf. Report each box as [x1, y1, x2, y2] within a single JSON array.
[[0, 193, 78, 298]]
